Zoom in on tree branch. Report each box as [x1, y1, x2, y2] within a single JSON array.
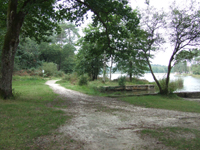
[[75, 0, 115, 51]]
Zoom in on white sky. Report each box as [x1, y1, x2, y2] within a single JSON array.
[[79, 0, 200, 66]]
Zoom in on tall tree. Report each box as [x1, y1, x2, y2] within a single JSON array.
[[114, 41, 148, 81], [163, 3, 200, 94], [0, 0, 139, 98], [0, 0, 61, 98], [51, 22, 79, 45], [60, 44, 76, 73], [39, 43, 62, 67], [140, 2, 200, 94], [75, 38, 103, 80], [16, 38, 41, 69], [139, 6, 166, 93]]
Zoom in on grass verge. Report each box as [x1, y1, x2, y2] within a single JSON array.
[[0, 76, 70, 150], [57, 78, 151, 96], [120, 95, 200, 113], [57, 80, 108, 96], [141, 127, 200, 150]]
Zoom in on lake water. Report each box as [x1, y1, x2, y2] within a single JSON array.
[[106, 73, 200, 92]]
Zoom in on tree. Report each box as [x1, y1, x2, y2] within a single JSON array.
[[0, 0, 139, 98], [75, 36, 103, 81], [191, 50, 200, 75], [60, 44, 76, 73], [163, 3, 200, 94], [51, 22, 79, 46], [16, 38, 41, 69], [114, 40, 148, 82], [140, 2, 200, 94], [39, 43, 62, 68], [0, 0, 61, 98], [173, 61, 188, 74], [139, 6, 166, 93]]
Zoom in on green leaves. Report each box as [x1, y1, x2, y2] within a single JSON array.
[[175, 49, 199, 65]]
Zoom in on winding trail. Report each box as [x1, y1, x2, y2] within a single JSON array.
[[44, 80, 200, 150]]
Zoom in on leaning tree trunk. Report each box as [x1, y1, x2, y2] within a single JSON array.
[[145, 55, 164, 93], [164, 50, 176, 95], [0, 0, 26, 99]]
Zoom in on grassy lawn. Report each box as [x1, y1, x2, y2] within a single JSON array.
[[141, 127, 200, 150], [120, 95, 200, 113], [0, 76, 70, 150], [57, 77, 150, 96], [57, 80, 111, 96]]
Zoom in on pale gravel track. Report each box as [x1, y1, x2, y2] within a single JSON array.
[[43, 80, 200, 150]]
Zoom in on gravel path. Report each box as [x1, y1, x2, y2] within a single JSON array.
[[43, 80, 200, 150]]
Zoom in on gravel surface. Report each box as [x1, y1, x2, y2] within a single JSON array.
[[42, 80, 200, 150]]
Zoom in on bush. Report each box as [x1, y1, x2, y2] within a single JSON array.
[[42, 62, 57, 77], [62, 73, 78, 84], [169, 78, 184, 92], [154, 78, 184, 93], [78, 75, 88, 86], [118, 76, 126, 86], [54, 71, 65, 77]]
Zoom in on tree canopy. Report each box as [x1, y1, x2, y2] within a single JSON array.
[[0, 0, 140, 98]]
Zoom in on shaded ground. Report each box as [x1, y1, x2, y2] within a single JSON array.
[[39, 80, 200, 150]]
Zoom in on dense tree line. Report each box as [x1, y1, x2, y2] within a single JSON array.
[[14, 22, 77, 74]]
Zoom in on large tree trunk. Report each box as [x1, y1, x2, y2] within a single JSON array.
[[0, 0, 26, 99]]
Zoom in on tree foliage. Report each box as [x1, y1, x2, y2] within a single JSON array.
[[0, 0, 140, 98], [16, 38, 41, 69], [139, 6, 166, 93], [139, 2, 200, 94], [75, 37, 103, 81]]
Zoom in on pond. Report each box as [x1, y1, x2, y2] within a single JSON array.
[[108, 73, 200, 92], [140, 73, 200, 92]]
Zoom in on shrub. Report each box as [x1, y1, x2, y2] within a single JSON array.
[[62, 73, 78, 84], [169, 78, 184, 92], [42, 62, 57, 77], [78, 75, 88, 86], [118, 76, 126, 86], [54, 71, 65, 77], [154, 78, 184, 93]]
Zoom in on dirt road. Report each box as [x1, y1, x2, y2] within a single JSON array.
[[43, 80, 200, 150]]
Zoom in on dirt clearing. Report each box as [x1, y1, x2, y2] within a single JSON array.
[[43, 80, 200, 150]]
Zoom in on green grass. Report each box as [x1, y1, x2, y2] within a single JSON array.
[[120, 95, 200, 113], [57, 78, 150, 96], [57, 80, 108, 96], [0, 76, 70, 150], [141, 127, 200, 150]]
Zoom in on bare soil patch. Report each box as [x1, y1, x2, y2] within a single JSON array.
[[41, 80, 200, 150]]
